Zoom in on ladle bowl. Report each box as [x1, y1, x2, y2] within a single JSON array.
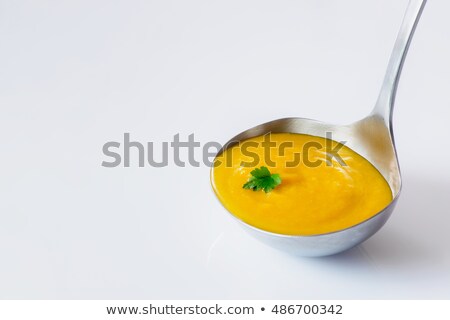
[[212, 0, 427, 257]]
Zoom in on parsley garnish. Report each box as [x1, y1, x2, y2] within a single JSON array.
[[242, 166, 282, 193]]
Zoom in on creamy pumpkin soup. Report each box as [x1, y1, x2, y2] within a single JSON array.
[[211, 133, 392, 235]]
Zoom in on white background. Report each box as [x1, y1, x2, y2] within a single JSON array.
[[1, 0, 449, 299]]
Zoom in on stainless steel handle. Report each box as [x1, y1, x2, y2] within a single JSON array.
[[372, 0, 427, 127]]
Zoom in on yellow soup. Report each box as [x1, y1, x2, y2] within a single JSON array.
[[211, 133, 393, 235]]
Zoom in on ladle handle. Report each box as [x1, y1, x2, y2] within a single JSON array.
[[372, 0, 427, 127]]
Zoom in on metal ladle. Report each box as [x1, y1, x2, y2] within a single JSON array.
[[212, 0, 427, 257]]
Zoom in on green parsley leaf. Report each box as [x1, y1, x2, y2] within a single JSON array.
[[243, 166, 282, 193]]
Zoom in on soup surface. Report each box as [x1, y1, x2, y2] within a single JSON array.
[[211, 133, 393, 235]]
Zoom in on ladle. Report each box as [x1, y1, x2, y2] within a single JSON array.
[[213, 0, 427, 256]]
